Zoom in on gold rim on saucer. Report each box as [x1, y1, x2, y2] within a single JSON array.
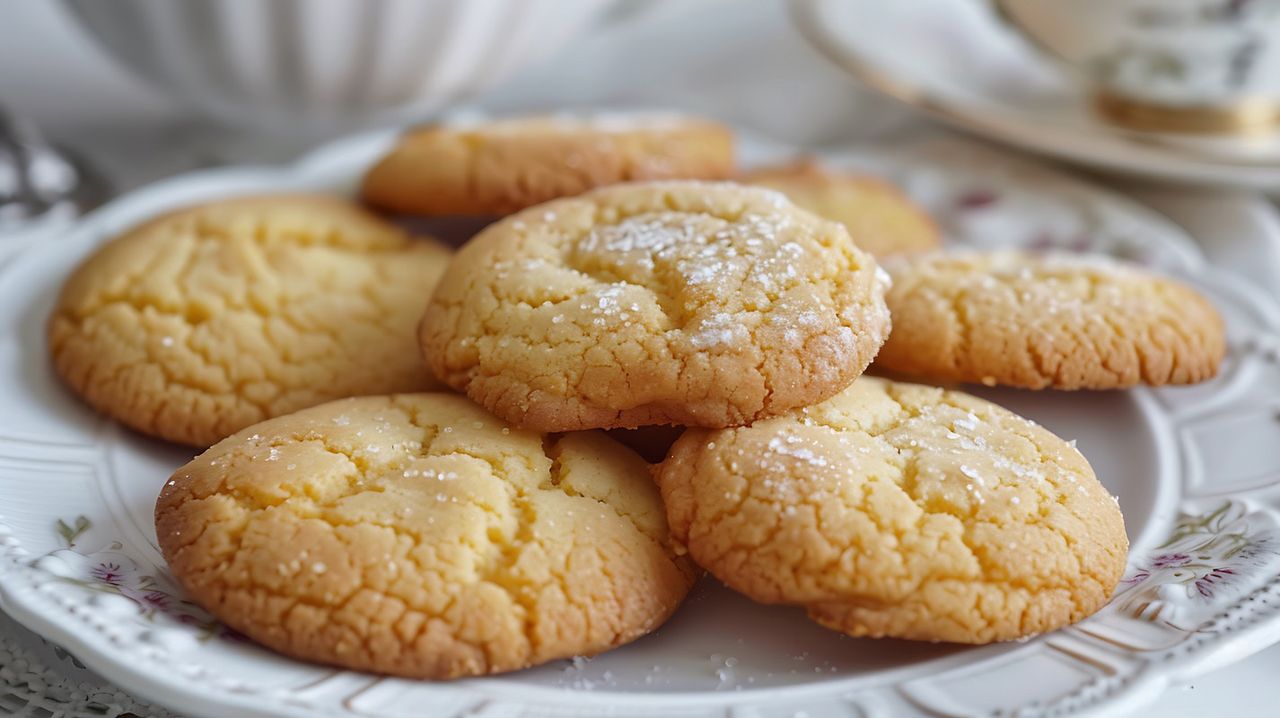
[[1094, 93, 1278, 136]]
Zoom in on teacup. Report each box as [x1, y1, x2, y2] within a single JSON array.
[[997, 0, 1280, 135]]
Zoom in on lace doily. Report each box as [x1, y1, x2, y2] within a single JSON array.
[[0, 612, 172, 718]]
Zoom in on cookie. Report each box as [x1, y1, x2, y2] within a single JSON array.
[[156, 393, 696, 679], [876, 251, 1225, 390], [743, 160, 940, 257], [49, 195, 452, 447], [654, 376, 1128, 644], [361, 113, 735, 216], [420, 181, 892, 432]]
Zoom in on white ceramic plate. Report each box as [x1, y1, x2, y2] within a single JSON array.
[[792, 0, 1280, 192], [2, 130, 1280, 718]]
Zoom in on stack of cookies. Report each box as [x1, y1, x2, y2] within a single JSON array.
[[47, 112, 1225, 680]]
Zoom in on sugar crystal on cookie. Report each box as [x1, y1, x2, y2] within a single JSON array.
[[420, 181, 890, 431]]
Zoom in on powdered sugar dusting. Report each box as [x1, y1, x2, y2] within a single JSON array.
[[689, 313, 749, 349], [766, 433, 830, 468], [560, 191, 886, 374]]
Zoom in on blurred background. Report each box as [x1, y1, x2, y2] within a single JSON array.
[[0, 0, 909, 192]]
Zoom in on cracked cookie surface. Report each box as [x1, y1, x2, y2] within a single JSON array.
[[361, 113, 735, 216], [654, 376, 1127, 644], [876, 251, 1225, 389], [420, 181, 892, 432], [743, 160, 940, 258], [49, 195, 452, 447], [156, 393, 696, 679]]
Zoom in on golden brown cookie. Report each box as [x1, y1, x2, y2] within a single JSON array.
[[361, 113, 735, 216], [654, 376, 1128, 644], [49, 195, 451, 447], [420, 181, 892, 432], [156, 393, 696, 679], [743, 160, 940, 258], [876, 251, 1225, 390]]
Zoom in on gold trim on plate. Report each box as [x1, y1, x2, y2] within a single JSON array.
[[1094, 93, 1279, 136]]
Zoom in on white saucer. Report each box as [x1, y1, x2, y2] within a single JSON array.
[[793, 0, 1280, 190]]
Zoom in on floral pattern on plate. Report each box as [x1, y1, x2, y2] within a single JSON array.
[[36, 516, 235, 643], [1120, 502, 1280, 626]]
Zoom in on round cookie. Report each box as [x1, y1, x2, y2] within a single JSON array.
[[361, 113, 735, 216], [49, 195, 452, 447], [156, 393, 696, 679], [654, 376, 1128, 644], [876, 251, 1225, 390], [743, 160, 940, 258], [420, 181, 892, 432]]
